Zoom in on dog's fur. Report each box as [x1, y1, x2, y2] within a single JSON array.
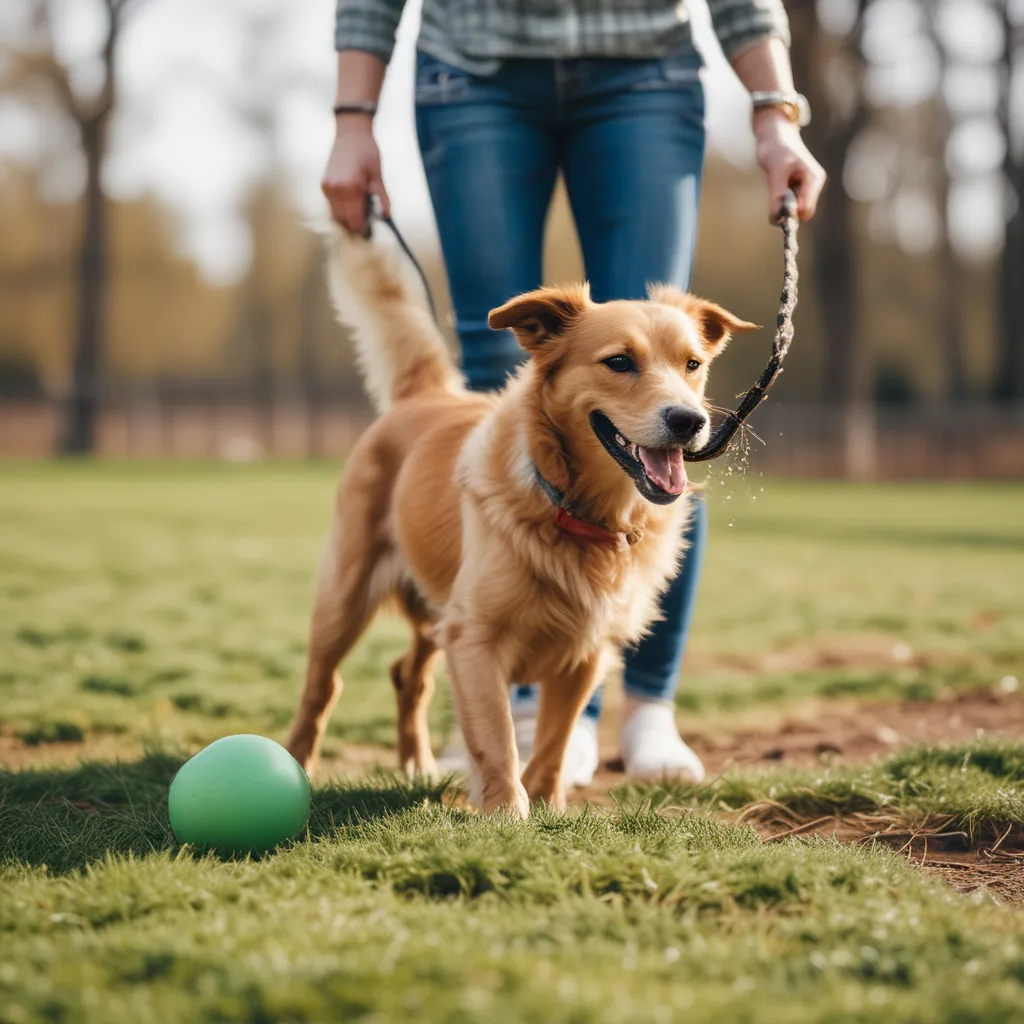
[[286, 228, 755, 816]]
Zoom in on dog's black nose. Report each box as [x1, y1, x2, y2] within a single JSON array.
[[662, 405, 707, 444]]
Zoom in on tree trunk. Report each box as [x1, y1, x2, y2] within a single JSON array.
[[996, 5, 1024, 401], [935, 126, 967, 400], [59, 118, 108, 455], [788, 1, 868, 404], [927, 20, 968, 401], [298, 248, 324, 460], [997, 164, 1024, 400], [787, 0, 873, 475]]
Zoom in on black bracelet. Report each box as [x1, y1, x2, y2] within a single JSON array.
[[333, 101, 377, 117]]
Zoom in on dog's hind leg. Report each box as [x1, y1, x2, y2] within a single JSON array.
[[391, 581, 441, 779], [287, 506, 393, 775]]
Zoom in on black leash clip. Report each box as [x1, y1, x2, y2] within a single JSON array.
[[361, 193, 381, 240]]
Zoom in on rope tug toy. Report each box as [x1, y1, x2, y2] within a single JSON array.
[[683, 188, 799, 462]]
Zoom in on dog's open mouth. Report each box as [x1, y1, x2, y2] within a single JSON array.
[[589, 411, 687, 505]]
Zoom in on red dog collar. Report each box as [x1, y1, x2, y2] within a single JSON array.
[[554, 506, 621, 546], [533, 465, 623, 547]]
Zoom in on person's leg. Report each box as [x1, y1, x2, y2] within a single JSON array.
[[415, 54, 599, 780], [415, 54, 558, 391], [562, 50, 709, 779], [619, 500, 707, 780]]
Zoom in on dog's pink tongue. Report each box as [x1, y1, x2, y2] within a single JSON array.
[[638, 447, 687, 495]]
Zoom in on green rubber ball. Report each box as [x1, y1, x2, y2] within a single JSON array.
[[168, 734, 311, 854]]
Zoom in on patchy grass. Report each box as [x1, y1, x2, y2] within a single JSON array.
[[5, 754, 1024, 1022], [0, 462, 452, 754], [2, 465, 1024, 1020], [0, 464, 1021, 754], [630, 738, 1024, 842]]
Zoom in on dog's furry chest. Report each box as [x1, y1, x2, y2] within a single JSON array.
[[517, 528, 684, 659]]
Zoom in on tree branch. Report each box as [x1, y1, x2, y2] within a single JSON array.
[[9, 0, 153, 127]]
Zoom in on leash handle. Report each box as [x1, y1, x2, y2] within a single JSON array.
[[682, 187, 799, 463]]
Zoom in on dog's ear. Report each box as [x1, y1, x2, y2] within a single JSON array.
[[648, 285, 758, 350], [488, 284, 590, 352]]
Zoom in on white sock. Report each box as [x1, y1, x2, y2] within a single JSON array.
[[620, 697, 705, 783]]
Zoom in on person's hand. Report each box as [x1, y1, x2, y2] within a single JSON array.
[[752, 109, 826, 221], [321, 116, 391, 236]]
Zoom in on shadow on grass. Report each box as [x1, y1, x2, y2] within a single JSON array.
[[0, 752, 451, 874]]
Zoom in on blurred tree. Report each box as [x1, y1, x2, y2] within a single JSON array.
[[788, 0, 874, 475], [787, 0, 870, 405], [996, 0, 1023, 400], [927, 8, 968, 399], [297, 245, 326, 459], [226, 5, 326, 452], [10, 0, 151, 454]]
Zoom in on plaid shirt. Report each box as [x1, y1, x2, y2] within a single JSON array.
[[337, 0, 790, 71]]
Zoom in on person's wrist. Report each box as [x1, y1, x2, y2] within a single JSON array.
[[334, 115, 375, 139], [752, 107, 800, 137]]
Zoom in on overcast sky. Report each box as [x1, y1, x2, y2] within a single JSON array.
[[0, 0, 1015, 282]]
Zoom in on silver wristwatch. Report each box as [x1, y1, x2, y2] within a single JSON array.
[[749, 91, 811, 128]]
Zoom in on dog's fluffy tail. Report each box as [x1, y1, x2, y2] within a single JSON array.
[[324, 227, 461, 413]]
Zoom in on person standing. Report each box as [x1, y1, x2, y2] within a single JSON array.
[[321, 0, 825, 786]]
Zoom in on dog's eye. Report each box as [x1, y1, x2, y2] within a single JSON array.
[[603, 355, 636, 373], [686, 359, 702, 373]]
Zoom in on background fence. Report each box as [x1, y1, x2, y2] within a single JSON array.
[[4, 391, 1023, 478]]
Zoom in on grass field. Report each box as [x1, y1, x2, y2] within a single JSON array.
[[2, 463, 1024, 1022]]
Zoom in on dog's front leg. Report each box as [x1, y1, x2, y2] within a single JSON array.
[[521, 653, 605, 810], [442, 615, 528, 819]]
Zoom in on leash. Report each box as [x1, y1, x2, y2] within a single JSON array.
[[362, 188, 800, 464], [683, 188, 799, 462], [363, 195, 438, 322]]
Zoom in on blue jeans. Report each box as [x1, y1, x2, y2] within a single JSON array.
[[415, 49, 708, 720]]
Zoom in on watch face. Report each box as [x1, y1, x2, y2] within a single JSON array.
[[755, 101, 799, 125], [751, 93, 810, 127]]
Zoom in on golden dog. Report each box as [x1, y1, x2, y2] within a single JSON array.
[[286, 228, 754, 816]]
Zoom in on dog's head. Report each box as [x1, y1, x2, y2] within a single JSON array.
[[489, 284, 756, 506]]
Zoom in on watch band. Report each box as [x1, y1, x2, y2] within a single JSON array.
[[750, 91, 811, 128]]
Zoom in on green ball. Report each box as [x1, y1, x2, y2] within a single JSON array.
[[168, 734, 311, 854]]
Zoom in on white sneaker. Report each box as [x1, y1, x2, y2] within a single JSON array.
[[513, 702, 599, 788], [620, 698, 705, 783], [564, 716, 600, 788], [437, 698, 600, 790]]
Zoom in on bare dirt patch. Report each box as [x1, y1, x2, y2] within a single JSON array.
[[744, 811, 1024, 905], [0, 733, 145, 770], [685, 634, 966, 676], [569, 686, 1024, 806], [683, 686, 1024, 774]]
